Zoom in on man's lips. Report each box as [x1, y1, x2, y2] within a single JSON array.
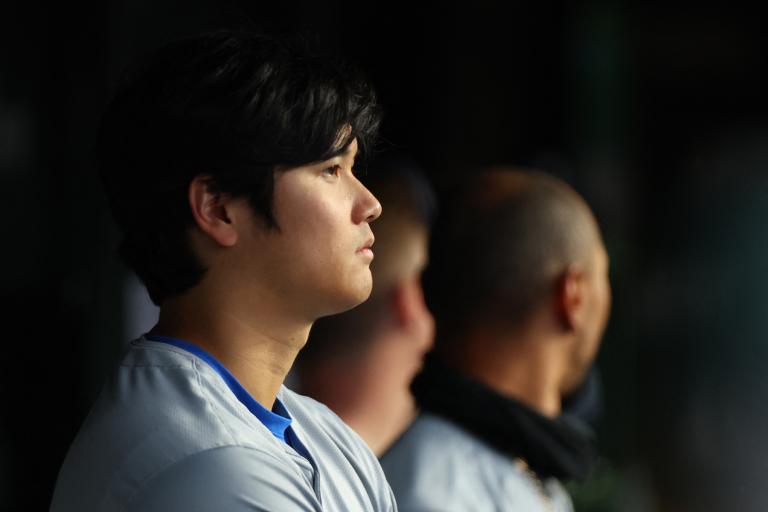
[[356, 236, 375, 257]]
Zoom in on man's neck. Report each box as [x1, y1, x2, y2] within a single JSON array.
[[298, 354, 418, 457], [444, 325, 567, 418], [153, 288, 312, 410]]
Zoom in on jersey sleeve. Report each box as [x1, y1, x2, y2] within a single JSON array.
[[122, 446, 321, 512]]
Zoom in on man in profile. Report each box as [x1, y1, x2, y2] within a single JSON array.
[[51, 31, 397, 511], [294, 156, 436, 455], [381, 169, 611, 512]]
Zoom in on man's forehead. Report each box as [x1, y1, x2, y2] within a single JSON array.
[[341, 138, 358, 158], [328, 137, 358, 161]]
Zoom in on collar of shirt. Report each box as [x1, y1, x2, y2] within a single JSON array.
[[145, 334, 293, 442]]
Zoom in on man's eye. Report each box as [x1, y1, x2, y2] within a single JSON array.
[[322, 165, 341, 178]]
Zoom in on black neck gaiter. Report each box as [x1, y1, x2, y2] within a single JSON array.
[[411, 354, 599, 482]]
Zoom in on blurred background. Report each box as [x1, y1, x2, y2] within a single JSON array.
[[2, 1, 768, 510]]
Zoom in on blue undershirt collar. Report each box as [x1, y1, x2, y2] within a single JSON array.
[[145, 334, 293, 443]]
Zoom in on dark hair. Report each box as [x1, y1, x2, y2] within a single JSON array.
[[424, 169, 600, 341], [99, 30, 381, 305]]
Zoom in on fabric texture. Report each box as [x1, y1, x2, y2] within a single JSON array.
[[380, 354, 595, 512], [381, 413, 573, 512], [50, 337, 397, 512]]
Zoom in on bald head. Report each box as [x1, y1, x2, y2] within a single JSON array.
[[425, 168, 604, 340]]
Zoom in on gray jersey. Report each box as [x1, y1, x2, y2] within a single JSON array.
[[50, 338, 397, 512], [380, 412, 572, 512]]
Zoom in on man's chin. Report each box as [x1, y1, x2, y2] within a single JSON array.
[[345, 283, 374, 311], [319, 281, 373, 317]]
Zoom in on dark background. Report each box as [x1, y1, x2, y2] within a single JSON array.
[[2, 1, 768, 510]]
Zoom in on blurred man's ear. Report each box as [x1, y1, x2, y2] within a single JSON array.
[[391, 278, 435, 346], [557, 265, 587, 332], [392, 278, 420, 328]]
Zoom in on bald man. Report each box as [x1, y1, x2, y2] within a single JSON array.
[[380, 169, 611, 512], [294, 157, 436, 455]]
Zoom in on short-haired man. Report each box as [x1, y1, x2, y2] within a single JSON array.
[[381, 169, 611, 512], [51, 31, 396, 511], [294, 157, 436, 455]]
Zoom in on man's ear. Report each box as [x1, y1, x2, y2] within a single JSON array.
[[391, 280, 418, 329], [391, 278, 435, 343], [557, 265, 586, 331], [188, 175, 238, 247]]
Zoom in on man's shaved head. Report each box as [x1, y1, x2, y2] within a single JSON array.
[[425, 168, 604, 340]]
